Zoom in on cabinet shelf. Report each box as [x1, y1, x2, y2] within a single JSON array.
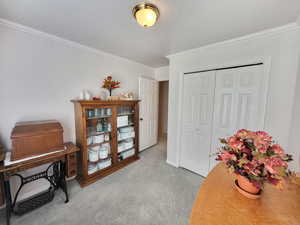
[[117, 123, 134, 129], [117, 113, 134, 116], [88, 154, 112, 163], [117, 147, 134, 154], [118, 136, 135, 142], [87, 141, 110, 148], [86, 115, 112, 120], [86, 130, 111, 137]]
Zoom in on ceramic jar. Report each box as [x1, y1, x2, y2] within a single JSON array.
[[87, 137, 93, 145], [88, 164, 98, 175], [95, 108, 102, 117], [87, 109, 95, 118], [98, 159, 112, 170], [88, 148, 99, 162], [99, 147, 108, 159], [94, 135, 104, 144], [124, 139, 134, 149]]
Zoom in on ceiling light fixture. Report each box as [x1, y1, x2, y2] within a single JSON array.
[[132, 2, 160, 27]]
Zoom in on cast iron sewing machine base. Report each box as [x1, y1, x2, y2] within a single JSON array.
[[4, 161, 69, 225]]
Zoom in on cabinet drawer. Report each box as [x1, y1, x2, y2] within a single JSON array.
[[66, 153, 77, 178]]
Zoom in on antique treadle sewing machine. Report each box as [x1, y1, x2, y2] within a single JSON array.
[[0, 120, 79, 225]]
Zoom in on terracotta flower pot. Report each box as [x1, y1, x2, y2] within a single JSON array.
[[237, 175, 260, 194]]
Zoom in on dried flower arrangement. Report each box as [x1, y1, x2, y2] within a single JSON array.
[[216, 129, 293, 190], [102, 76, 120, 96]]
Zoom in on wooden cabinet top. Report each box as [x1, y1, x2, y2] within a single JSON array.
[[0, 142, 79, 174], [11, 120, 63, 138], [189, 163, 300, 225], [71, 100, 140, 106]]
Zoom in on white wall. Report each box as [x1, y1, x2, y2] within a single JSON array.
[[0, 21, 155, 149], [0, 21, 154, 200], [155, 66, 169, 81], [166, 24, 300, 171]]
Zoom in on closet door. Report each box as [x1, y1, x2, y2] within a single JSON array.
[[210, 65, 266, 170], [180, 71, 215, 176]]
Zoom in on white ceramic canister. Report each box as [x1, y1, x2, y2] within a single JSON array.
[[88, 164, 98, 175], [107, 108, 112, 115], [93, 135, 104, 144], [98, 159, 111, 170], [102, 143, 110, 150], [101, 108, 106, 116], [87, 137, 93, 145], [94, 108, 102, 117], [88, 149, 99, 162], [84, 90, 92, 100], [104, 134, 110, 141], [99, 147, 109, 159]]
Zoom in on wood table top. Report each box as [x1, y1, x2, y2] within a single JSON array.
[[189, 163, 300, 225], [0, 142, 79, 174]]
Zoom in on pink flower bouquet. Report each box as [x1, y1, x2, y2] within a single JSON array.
[[216, 129, 293, 189]]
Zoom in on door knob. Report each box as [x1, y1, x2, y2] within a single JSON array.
[[140, 118, 143, 121]]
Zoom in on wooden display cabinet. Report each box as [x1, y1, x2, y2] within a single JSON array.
[[71, 100, 140, 187]]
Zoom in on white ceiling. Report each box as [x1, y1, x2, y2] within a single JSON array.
[[1, 0, 300, 68]]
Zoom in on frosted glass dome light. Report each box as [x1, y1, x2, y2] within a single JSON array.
[[133, 3, 160, 27]]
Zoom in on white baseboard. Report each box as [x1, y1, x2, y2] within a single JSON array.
[[166, 159, 178, 168]]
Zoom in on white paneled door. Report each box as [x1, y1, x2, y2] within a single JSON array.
[[180, 71, 215, 176], [139, 77, 159, 151], [180, 64, 268, 176], [209, 65, 267, 170]]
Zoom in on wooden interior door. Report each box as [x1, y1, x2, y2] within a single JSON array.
[[139, 77, 159, 151], [180, 71, 215, 176], [209, 65, 267, 171]]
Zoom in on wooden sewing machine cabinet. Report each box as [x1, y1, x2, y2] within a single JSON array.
[[0, 142, 79, 225]]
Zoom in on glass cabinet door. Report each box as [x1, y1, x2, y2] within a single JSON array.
[[117, 105, 136, 161], [85, 107, 113, 176]]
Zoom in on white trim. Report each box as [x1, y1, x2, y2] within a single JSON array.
[[261, 57, 272, 131], [167, 23, 300, 59], [0, 18, 153, 69], [166, 159, 178, 168], [176, 56, 272, 169], [176, 72, 185, 167]]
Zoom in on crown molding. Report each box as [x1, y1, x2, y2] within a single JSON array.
[[0, 18, 154, 69], [167, 22, 300, 58]]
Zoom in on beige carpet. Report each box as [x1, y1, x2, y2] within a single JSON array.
[[0, 139, 203, 225]]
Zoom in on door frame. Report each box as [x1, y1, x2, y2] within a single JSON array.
[[175, 56, 272, 170]]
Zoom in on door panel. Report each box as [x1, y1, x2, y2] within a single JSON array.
[[209, 65, 266, 170], [139, 77, 159, 151], [180, 71, 215, 176]]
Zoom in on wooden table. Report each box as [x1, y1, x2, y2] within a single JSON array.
[[0, 142, 79, 225], [189, 163, 300, 225]]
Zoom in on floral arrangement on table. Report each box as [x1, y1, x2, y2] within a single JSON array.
[[102, 75, 120, 96], [216, 129, 293, 193]]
